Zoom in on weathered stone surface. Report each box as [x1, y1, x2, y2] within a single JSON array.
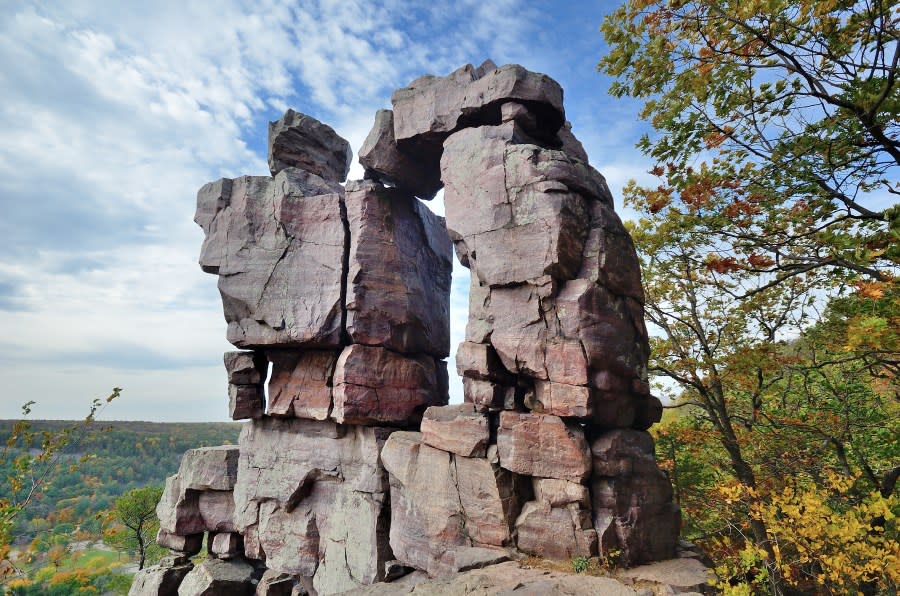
[[266, 350, 337, 420], [392, 62, 564, 146], [332, 344, 448, 425], [156, 529, 203, 556], [178, 446, 240, 491], [198, 491, 236, 533], [229, 384, 264, 420], [358, 109, 442, 200], [576, 201, 643, 302], [177, 557, 258, 596], [497, 412, 590, 482], [233, 417, 394, 591], [531, 478, 590, 508], [195, 169, 345, 349], [255, 570, 297, 596], [341, 561, 639, 596], [532, 381, 591, 418], [129, 559, 194, 596], [441, 125, 590, 287], [268, 109, 352, 182], [344, 180, 452, 357], [420, 404, 490, 457], [590, 430, 680, 566], [455, 341, 510, 382], [554, 279, 648, 396], [157, 446, 240, 536], [210, 532, 242, 559], [381, 432, 522, 577], [224, 351, 267, 385], [515, 501, 597, 560], [557, 121, 589, 164], [462, 377, 515, 411]]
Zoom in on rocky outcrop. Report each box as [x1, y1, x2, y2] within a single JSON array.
[[147, 61, 681, 596], [129, 557, 194, 596], [380, 432, 521, 577], [194, 170, 346, 349], [268, 109, 352, 182], [233, 417, 394, 594]]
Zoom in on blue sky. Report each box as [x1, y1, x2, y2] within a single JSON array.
[[0, 0, 656, 421]]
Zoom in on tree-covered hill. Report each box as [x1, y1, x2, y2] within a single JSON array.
[[0, 420, 242, 545]]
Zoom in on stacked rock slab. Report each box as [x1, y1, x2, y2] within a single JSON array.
[[363, 60, 679, 569], [137, 61, 679, 596]]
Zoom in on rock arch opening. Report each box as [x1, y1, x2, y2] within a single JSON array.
[[141, 61, 681, 596]]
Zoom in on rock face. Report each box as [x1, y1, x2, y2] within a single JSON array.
[[380, 432, 521, 577], [233, 418, 394, 594], [148, 63, 679, 596], [344, 180, 452, 357], [268, 109, 352, 182], [195, 170, 346, 349]]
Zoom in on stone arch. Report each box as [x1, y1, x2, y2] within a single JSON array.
[[147, 61, 681, 595]]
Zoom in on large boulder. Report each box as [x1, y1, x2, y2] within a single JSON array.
[[392, 62, 564, 149], [380, 432, 523, 577], [267, 109, 352, 182], [331, 344, 448, 426], [195, 169, 346, 349], [496, 412, 590, 482], [177, 557, 258, 596], [420, 404, 490, 458], [157, 446, 239, 536], [358, 109, 442, 200], [344, 180, 452, 358], [233, 417, 395, 594], [266, 349, 338, 420], [590, 430, 681, 566], [129, 558, 194, 596]]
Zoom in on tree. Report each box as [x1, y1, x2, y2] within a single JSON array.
[[599, 4, 900, 592], [600, 0, 899, 290], [1, 389, 120, 578], [107, 485, 163, 570]]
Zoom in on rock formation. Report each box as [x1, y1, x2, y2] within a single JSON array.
[[133, 60, 681, 596]]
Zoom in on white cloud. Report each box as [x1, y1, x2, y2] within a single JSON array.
[[0, 0, 649, 420]]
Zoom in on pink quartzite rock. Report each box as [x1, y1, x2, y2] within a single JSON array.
[[128, 559, 194, 596], [455, 342, 510, 382], [532, 381, 592, 418], [331, 344, 448, 425], [268, 109, 352, 182], [195, 168, 345, 349], [233, 417, 395, 594], [496, 412, 590, 482], [462, 377, 516, 411], [381, 432, 523, 577], [590, 430, 680, 566], [228, 384, 263, 420], [344, 180, 452, 358], [392, 62, 564, 147], [441, 124, 590, 287], [515, 501, 597, 560], [176, 557, 258, 596], [420, 404, 490, 457], [156, 529, 202, 556], [358, 109, 442, 200], [532, 478, 590, 508], [266, 350, 337, 420], [156, 446, 238, 536], [224, 351, 267, 420], [209, 532, 242, 559], [223, 351, 267, 385]]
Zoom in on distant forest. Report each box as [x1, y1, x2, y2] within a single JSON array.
[[0, 420, 242, 545]]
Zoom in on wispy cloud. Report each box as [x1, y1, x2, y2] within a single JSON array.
[[0, 0, 648, 420]]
